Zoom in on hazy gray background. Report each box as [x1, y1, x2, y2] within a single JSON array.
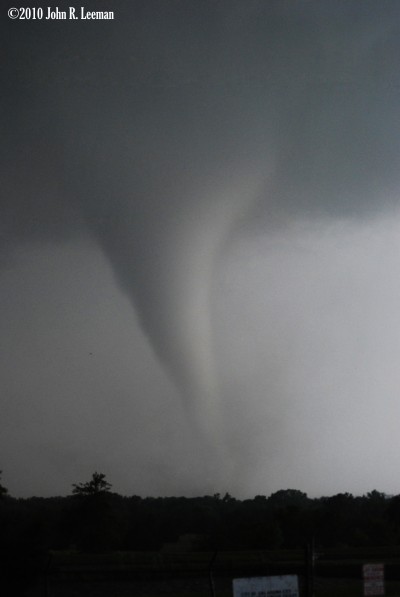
[[2, 0, 400, 498]]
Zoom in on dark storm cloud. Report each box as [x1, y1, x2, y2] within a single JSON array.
[[3, 1, 400, 494]]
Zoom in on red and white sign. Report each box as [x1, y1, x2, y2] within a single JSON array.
[[363, 563, 384, 596]]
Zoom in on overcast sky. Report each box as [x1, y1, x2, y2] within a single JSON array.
[[3, 0, 400, 498]]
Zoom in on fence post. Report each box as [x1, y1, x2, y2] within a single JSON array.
[[305, 538, 315, 597], [208, 549, 218, 597]]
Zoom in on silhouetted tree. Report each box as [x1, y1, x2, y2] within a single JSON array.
[[69, 473, 123, 551], [72, 471, 111, 496], [268, 489, 309, 508], [385, 494, 400, 541], [0, 471, 8, 498]]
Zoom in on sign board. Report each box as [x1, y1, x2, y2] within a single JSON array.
[[233, 575, 299, 597], [363, 563, 384, 596]]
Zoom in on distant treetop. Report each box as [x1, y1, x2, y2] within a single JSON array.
[[72, 472, 112, 496], [0, 470, 8, 498], [268, 489, 309, 507]]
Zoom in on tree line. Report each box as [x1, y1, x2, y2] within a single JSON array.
[[1, 472, 400, 553]]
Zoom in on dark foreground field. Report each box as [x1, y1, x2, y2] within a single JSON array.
[[14, 576, 400, 597], [6, 548, 400, 596]]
